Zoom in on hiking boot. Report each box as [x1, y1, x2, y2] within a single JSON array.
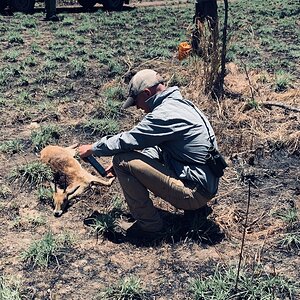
[[183, 205, 213, 228], [184, 204, 213, 219], [118, 220, 165, 242]]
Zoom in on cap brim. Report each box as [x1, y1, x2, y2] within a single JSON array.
[[122, 96, 135, 109]]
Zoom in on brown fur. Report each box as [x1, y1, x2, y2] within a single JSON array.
[[40, 144, 114, 216]]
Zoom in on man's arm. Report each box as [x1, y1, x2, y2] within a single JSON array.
[[78, 144, 94, 158]]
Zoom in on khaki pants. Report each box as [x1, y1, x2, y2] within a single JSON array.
[[113, 151, 211, 232]]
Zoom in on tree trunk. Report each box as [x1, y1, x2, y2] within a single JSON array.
[[192, 0, 219, 95], [192, 0, 218, 53], [194, 0, 218, 29]]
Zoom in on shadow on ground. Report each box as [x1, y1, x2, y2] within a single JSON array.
[[84, 208, 225, 248]]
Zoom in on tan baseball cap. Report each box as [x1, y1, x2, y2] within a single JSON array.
[[122, 69, 164, 109]]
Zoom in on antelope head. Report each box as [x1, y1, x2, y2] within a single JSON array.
[[50, 180, 80, 217]]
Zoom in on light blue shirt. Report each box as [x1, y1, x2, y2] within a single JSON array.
[[92, 87, 219, 196]]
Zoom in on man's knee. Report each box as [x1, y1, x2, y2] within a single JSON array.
[[112, 152, 136, 172], [112, 151, 142, 167]]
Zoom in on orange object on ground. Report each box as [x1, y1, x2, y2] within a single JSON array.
[[178, 42, 192, 60]]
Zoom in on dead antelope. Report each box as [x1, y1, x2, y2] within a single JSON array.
[[40, 144, 114, 217]]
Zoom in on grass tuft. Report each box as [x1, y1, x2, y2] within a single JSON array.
[[9, 161, 53, 187], [31, 124, 61, 151], [88, 214, 117, 238], [36, 186, 53, 202], [20, 231, 74, 268], [274, 71, 293, 92], [97, 276, 146, 300], [82, 118, 119, 136], [67, 59, 86, 78], [0, 139, 24, 155], [189, 264, 296, 300], [7, 32, 24, 44], [274, 208, 298, 224], [279, 232, 300, 251], [0, 276, 21, 300]]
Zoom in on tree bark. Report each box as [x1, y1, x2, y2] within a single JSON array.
[[194, 0, 218, 29], [192, 0, 219, 96]]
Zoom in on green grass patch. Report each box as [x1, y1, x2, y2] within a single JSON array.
[[97, 276, 147, 300], [88, 214, 117, 239], [279, 232, 300, 251], [36, 186, 53, 202], [31, 124, 61, 151], [67, 59, 86, 78], [9, 161, 53, 186], [0, 139, 24, 155], [274, 208, 298, 224], [7, 32, 24, 44], [0, 276, 21, 300], [274, 71, 294, 92], [82, 118, 120, 136], [21, 231, 75, 268], [189, 265, 297, 300]]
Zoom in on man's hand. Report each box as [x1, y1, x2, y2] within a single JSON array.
[[78, 144, 94, 158], [105, 162, 116, 178]]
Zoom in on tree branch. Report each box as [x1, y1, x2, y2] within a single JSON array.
[[261, 102, 300, 113]]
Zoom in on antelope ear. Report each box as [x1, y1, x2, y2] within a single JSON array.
[[49, 181, 57, 192], [66, 185, 80, 197]]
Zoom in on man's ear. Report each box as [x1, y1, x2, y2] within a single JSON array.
[[144, 88, 152, 97]]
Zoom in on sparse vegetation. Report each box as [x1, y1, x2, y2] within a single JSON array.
[[189, 265, 296, 300], [275, 208, 298, 224], [7, 32, 24, 44], [0, 184, 12, 199], [26, 215, 47, 227], [31, 125, 61, 151], [274, 70, 293, 92], [9, 161, 53, 186], [20, 231, 74, 268], [82, 118, 120, 135], [3, 50, 20, 62], [0, 276, 21, 300], [88, 213, 117, 239], [36, 186, 53, 202], [279, 232, 300, 251], [0, 139, 24, 155], [97, 276, 146, 300], [169, 72, 189, 86], [0, 0, 299, 299], [67, 58, 86, 78]]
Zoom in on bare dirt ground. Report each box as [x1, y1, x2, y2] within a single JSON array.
[[0, 1, 299, 299], [1, 69, 299, 299]]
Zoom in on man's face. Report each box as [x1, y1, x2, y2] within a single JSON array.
[[134, 90, 151, 113]]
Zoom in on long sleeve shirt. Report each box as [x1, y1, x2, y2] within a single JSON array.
[[92, 86, 219, 197]]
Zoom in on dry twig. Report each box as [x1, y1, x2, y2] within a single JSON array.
[[261, 102, 300, 113]]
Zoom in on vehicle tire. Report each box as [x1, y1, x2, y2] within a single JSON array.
[[0, 0, 8, 12], [102, 0, 123, 11], [78, 0, 97, 9], [9, 0, 35, 13]]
